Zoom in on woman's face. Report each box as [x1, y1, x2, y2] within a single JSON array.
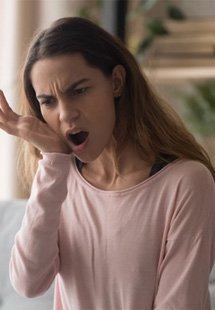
[[31, 53, 124, 162]]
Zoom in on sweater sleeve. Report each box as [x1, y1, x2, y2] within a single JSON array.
[[9, 153, 72, 298], [153, 163, 215, 310]]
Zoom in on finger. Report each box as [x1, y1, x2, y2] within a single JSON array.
[[0, 90, 20, 122], [0, 89, 14, 114], [0, 121, 14, 135], [0, 109, 7, 122]]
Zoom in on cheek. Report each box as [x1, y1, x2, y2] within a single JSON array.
[[93, 97, 115, 124], [40, 109, 58, 129], [95, 101, 116, 136], [40, 109, 49, 123]]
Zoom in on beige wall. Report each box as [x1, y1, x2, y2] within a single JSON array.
[[0, 0, 84, 199]]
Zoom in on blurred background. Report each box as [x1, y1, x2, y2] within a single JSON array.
[[1, 0, 215, 199]]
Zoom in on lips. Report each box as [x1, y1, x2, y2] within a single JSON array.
[[65, 129, 89, 152], [67, 131, 89, 145]]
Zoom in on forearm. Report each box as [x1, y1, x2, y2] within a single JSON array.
[[9, 153, 72, 297]]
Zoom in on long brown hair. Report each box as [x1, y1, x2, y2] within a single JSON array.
[[19, 16, 215, 190]]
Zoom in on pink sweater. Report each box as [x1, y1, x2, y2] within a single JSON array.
[[9, 153, 215, 310]]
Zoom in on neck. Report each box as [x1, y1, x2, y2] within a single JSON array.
[[81, 142, 153, 190]]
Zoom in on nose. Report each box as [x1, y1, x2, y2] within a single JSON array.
[[58, 101, 80, 123]]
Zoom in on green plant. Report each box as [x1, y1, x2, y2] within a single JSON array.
[[182, 82, 215, 136], [78, 0, 102, 24], [136, 1, 186, 55], [139, 0, 159, 11]]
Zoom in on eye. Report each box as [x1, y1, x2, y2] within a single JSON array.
[[39, 97, 56, 108], [71, 87, 88, 97]]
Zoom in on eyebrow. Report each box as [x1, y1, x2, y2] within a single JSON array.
[[36, 78, 90, 100]]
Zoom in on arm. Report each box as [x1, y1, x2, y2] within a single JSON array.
[[0, 90, 72, 296], [9, 153, 72, 297], [153, 163, 215, 310]]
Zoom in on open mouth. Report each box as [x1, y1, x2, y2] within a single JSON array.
[[67, 131, 89, 146]]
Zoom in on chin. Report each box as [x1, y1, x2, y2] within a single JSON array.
[[74, 149, 104, 164], [74, 153, 96, 164]]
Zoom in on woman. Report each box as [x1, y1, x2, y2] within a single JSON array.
[[0, 17, 215, 309]]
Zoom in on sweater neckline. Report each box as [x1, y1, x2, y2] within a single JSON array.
[[72, 157, 179, 195]]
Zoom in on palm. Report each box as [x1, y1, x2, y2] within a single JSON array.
[[0, 90, 70, 153]]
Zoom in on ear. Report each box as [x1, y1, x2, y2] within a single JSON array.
[[112, 65, 126, 98]]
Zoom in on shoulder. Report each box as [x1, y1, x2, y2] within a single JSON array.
[[164, 160, 215, 239], [151, 159, 215, 206], [165, 160, 215, 218], [164, 159, 214, 188]]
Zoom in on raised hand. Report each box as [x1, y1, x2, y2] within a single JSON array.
[[0, 90, 70, 153]]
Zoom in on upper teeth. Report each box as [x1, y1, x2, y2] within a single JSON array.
[[67, 130, 81, 136], [70, 131, 81, 135]]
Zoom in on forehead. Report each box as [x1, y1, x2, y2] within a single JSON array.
[[31, 53, 98, 90]]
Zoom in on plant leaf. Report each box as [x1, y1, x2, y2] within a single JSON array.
[[140, 0, 159, 11], [167, 5, 186, 20], [145, 18, 169, 35]]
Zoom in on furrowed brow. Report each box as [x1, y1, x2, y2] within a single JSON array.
[[36, 78, 90, 99], [36, 94, 54, 101], [63, 78, 90, 93]]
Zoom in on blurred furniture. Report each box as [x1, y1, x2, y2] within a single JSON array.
[[0, 200, 54, 310], [143, 19, 215, 84]]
